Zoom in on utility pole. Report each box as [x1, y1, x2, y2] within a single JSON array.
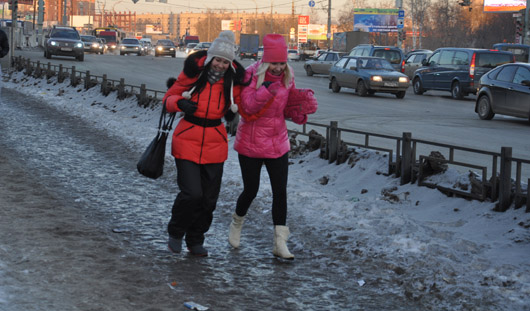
[[396, 0, 403, 49], [63, 0, 68, 25], [37, 0, 44, 45], [326, 0, 331, 49], [10, 0, 17, 60], [523, 0, 530, 45]]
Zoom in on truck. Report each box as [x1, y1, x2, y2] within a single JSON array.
[[332, 31, 370, 53], [239, 33, 260, 60]]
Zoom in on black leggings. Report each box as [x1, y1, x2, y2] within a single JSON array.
[[235, 153, 288, 226]]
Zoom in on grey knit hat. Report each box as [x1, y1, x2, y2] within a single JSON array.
[[205, 30, 237, 67]]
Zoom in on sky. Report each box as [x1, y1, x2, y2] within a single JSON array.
[[109, 0, 349, 21], [2, 50, 530, 309]]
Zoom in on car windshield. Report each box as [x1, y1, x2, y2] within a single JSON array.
[[81, 36, 97, 42], [373, 49, 402, 64], [122, 39, 139, 44], [358, 58, 394, 70], [53, 30, 79, 40], [158, 41, 174, 46]]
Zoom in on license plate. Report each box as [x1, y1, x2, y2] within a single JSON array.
[[61, 47, 72, 51], [384, 82, 398, 87]]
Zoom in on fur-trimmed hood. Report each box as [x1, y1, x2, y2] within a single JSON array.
[[182, 49, 246, 81]]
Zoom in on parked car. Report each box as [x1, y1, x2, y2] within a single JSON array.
[[329, 56, 410, 98], [154, 39, 176, 57], [44, 26, 84, 61], [348, 44, 405, 72], [304, 51, 346, 76], [119, 38, 143, 56], [475, 63, 530, 121], [191, 42, 212, 53], [96, 38, 107, 54], [403, 49, 432, 80], [413, 47, 515, 99], [185, 43, 198, 54], [492, 43, 530, 63], [287, 49, 300, 61], [80, 35, 100, 54]]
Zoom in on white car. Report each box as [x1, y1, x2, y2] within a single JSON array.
[[287, 49, 300, 61]]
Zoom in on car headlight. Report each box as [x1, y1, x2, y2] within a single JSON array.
[[399, 77, 409, 83], [371, 76, 383, 82], [50, 41, 58, 46], [92, 43, 98, 48], [170, 48, 174, 51], [75, 43, 83, 48], [157, 47, 162, 51]]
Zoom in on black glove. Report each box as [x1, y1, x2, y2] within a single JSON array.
[[262, 81, 273, 88], [177, 99, 198, 114]]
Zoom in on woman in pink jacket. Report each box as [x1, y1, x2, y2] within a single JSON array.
[[228, 34, 309, 259]]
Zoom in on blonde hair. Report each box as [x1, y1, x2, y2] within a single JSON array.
[[255, 62, 293, 89]]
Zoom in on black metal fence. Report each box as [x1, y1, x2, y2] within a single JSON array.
[[10, 56, 529, 212]]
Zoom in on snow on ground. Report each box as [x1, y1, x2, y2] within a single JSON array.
[[3, 70, 530, 309]]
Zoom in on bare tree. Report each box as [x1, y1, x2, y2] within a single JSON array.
[[405, 0, 431, 49]]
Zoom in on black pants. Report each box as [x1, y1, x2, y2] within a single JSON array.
[[168, 159, 224, 247], [235, 153, 288, 226]]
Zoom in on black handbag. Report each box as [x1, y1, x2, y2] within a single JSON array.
[[137, 103, 176, 179]]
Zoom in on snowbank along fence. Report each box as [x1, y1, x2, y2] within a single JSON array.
[[11, 56, 530, 213]]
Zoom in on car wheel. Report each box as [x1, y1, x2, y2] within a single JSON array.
[[305, 66, 314, 76], [368, 90, 376, 95], [395, 91, 406, 99], [331, 78, 341, 93], [451, 81, 464, 99], [413, 77, 424, 95], [77, 54, 84, 62], [45, 50, 51, 59], [357, 80, 368, 97], [172, 53, 176, 58], [477, 95, 494, 120]]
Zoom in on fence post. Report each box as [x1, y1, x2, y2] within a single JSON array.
[[400, 132, 412, 185], [84, 70, 91, 90], [139, 83, 147, 106], [328, 121, 338, 164], [46, 62, 52, 79], [496, 146, 512, 212], [58, 64, 64, 83], [70, 66, 77, 86], [526, 178, 529, 213], [118, 78, 125, 99], [101, 74, 108, 95]]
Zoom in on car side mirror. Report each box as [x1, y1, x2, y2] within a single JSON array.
[[522, 80, 530, 87], [421, 58, 428, 66]]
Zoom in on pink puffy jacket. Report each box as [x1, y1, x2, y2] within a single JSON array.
[[234, 61, 302, 159]]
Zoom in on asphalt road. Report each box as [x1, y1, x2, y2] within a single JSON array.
[[13, 49, 530, 179]]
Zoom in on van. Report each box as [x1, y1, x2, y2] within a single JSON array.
[[492, 43, 530, 63], [412, 47, 515, 99], [348, 44, 405, 72]]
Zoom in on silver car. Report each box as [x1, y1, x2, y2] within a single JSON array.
[[304, 51, 346, 76], [119, 38, 143, 56], [403, 50, 432, 80]]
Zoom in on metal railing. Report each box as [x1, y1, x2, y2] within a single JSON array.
[[11, 56, 529, 212]]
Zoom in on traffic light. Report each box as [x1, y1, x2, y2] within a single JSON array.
[[515, 14, 524, 37]]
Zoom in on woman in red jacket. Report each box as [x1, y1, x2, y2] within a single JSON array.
[[163, 31, 248, 256]]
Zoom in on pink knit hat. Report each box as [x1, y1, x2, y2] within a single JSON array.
[[262, 34, 287, 63]]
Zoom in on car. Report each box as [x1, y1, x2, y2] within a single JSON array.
[[475, 63, 530, 121], [329, 56, 410, 99], [304, 51, 346, 76], [348, 44, 405, 72], [80, 35, 101, 54], [191, 42, 212, 53], [287, 49, 300, 61], [154, 39, 177, 57], [185, 43, 198, 54], [403, 49, 432, 80], [119, 38, 143, 56], [96, 38, 107, 54], [413, 47, 515, 99], [313, 49, 328, 59], [44, 26, 84, 61], [257, 46, 264, 59], [492, 43, 530, 63], [140, 40, 152, 55]]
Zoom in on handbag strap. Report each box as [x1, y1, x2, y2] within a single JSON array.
[[159, 100, 176, 133], [238, 96, 275, 122]]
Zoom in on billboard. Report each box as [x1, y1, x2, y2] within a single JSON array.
[[484, 0, 526, 12], [353, 8, 398, 33], [221, 20, 242, 31]]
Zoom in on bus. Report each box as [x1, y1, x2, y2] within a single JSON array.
[[92, 26, 126, 53]]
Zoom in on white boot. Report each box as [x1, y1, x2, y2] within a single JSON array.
[[228, 213, 245, 248], [273, 225, 294, 259]]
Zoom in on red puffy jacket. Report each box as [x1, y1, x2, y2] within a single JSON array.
[[163, 56, 242, 164]]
